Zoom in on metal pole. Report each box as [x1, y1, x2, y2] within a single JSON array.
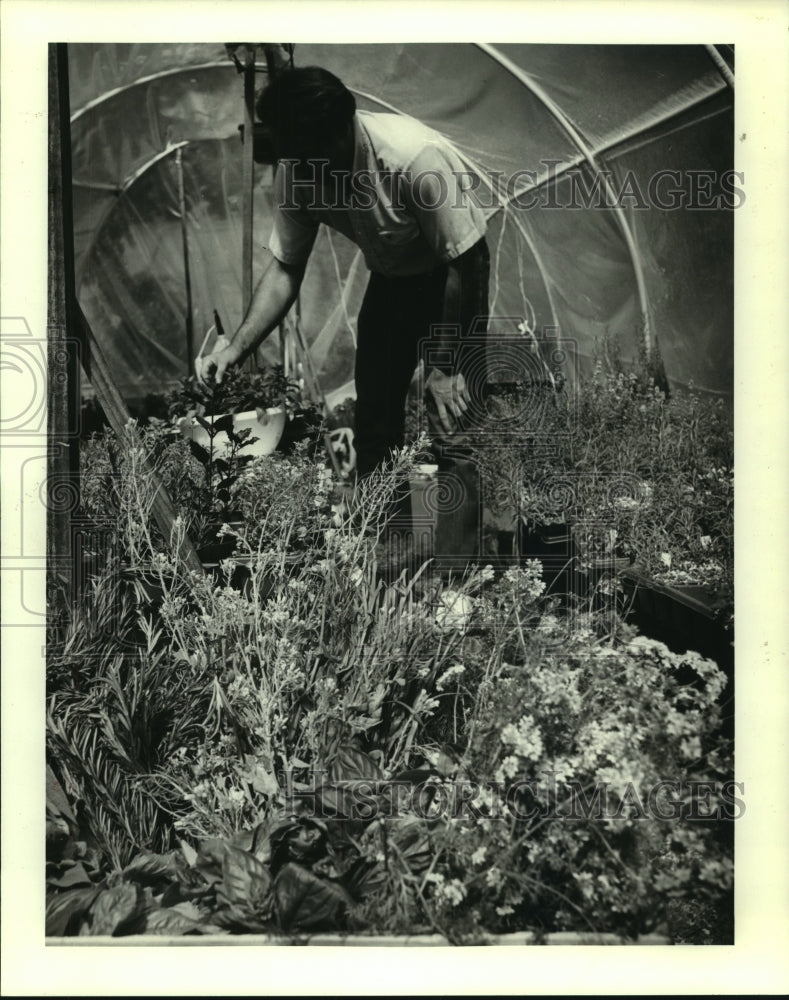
[[47, 42, 81, 609], [260, 44, 290, 376], [705, 44, 735, 90], [176, 147, 194, 375], [241, 47, 257, 372], [49, 44, 204, 579]]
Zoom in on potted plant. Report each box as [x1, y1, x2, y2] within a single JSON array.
[[163, 366, 294, 571], [168, 366, 297, 458], [472, 346, 733, 645], [564, 357, 732, 669]]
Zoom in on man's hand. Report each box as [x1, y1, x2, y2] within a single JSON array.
[[425, 370, 470, 435], [193, 257, 305, 385], [195, 341, 238, 385]]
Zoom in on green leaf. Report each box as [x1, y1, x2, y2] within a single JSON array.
[[329, 748, 384, 781], [195, 922, 232, 935], [312, 783, 354, 820], [270, 818, 326, 868], [143, 906, 200, 936], [194, 836, 232, 885], [168, 900, 204, 922], [121, 851, 180, 886], [212, 904, 270, 934], [89, 883, 143, 936], [387, 816, 433, 873], [46, 887, 102, 937], [344, 858, 387, 900], [273, 863, 353, 932], [188, 439, 210, 465], [351, 715, 382, 733], [46, 817, 71, 850], [47, 861, 94, 889], [217, 846, 272, 916], [194, 414, 215, 436], [46, 764, 77, 829], [246, 762, 280, 799], [213, 414, 234, 436]]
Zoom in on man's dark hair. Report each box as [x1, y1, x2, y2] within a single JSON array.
[[255, 66, 356, 162]]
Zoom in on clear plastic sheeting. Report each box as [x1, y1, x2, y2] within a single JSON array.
[[68, 43, 231, 114], [68, 42, 734, 403], [294, 43, 580, 184], [495, 44, 728, 155], [512, 175, 641, 369], [607, 102, 735, 394]]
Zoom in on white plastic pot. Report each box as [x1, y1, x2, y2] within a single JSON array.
[[179, 407, 286, 457]]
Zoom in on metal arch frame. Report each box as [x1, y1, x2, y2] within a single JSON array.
[[472, 42, 732, 357], [473, 42, 660, 355], [72, 49, 730, 236], [70, 60, 232, 122], [73, 79, 564, 361], [498, 86, 732, 203], [705, 44, 735, 90], [72, 140, 190, 289], [355, 49, 732, 359], [69, 58, 248, 282]]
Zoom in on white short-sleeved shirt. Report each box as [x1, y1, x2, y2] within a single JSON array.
[[267, 111, 488, 277]]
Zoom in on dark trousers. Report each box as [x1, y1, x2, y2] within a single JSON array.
[[354, 238, 490, 564]]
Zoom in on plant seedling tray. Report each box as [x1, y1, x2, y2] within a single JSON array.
[[621, 567, 733, 678]]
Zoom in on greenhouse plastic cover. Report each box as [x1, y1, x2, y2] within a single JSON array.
[[68, 42, 734, 401]]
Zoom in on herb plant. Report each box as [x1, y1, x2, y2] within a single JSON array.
[[49, 422, 734, 942]]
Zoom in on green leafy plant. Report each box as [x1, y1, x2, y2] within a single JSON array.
[[167, 366, 298, 420], [473, 341, 733, 605], [165, 367, 328, 524], [48, 409, 734, 943]]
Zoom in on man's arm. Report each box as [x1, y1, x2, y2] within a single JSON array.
[[196, 256, 306, 383], [400, 145, 487, 433], [425, 258, 472, 433]]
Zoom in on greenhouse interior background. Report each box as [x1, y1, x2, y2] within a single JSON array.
[[42, 41, 737, 946]]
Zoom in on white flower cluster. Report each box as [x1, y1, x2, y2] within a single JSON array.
[[578, 718, 628, 769], [626, 637, 727, 703], [260, 595, 293, 629], [470, 845, 487, 866], [502, 561, 546, 601], [500, 713, 544, 763], [425, 872, 467, 908]]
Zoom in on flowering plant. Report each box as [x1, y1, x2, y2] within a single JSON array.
[[49, 412, 734, 943], [473, 343, 733, 603]]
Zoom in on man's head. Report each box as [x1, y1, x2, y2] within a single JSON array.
[[255, 66, 356, 170]]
